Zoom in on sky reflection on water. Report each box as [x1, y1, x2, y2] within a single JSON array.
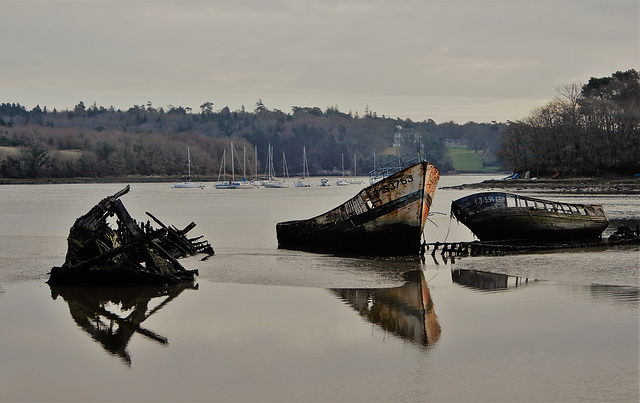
[[1, 264, 638, 402]]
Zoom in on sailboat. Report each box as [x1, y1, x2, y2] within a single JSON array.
[[348, 153, 364, 185], [335, 153, 350, 186], [232, 144, 255, 189], [294, 146, 311, 187], [214, 148, 235, 189], [262, 145, 289, 188], [215, 142, 255, 189], [172, 147, 205, 189]]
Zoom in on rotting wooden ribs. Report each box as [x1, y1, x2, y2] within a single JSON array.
[[47, 185, 214, 286]]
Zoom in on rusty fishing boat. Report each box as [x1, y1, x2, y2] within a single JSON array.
[[451, 192, 609, 242], [276, 152, 440, 255]]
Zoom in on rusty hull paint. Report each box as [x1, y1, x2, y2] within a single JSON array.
[[276, 161, 440, 255]]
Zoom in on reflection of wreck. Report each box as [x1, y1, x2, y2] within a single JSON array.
[[451, 192, 609, 242], [452, 268, 536, 292], [48, 185, 214, 286], [331, 271, 441, 346], [50, 283, 195, 366]]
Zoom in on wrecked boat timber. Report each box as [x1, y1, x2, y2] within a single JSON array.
[[47, 185, 214, 286], [451, 192, 609, 242], [276, 152, 440, 255]]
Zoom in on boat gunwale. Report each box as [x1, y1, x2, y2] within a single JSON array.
[[452, 191, 608, 219], [277, 161, 436, 226]]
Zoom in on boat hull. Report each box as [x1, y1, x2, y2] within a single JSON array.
[[451, 192, 609, 241], [172, 182, 204, 189], [276, 161, 439, 255]]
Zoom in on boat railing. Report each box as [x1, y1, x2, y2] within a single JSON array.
[[369, 151, 427, 184], [507, 193, 600, 217]]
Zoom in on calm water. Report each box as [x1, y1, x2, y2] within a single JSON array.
[[0, 176, 638, 402]]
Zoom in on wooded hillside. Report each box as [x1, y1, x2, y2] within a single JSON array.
[[0, 100, 502, 180], [499, 69, 640, 177], [1, 69, 637, 180]]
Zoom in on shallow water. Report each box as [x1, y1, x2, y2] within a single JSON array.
[[0, 176, 638, 401]]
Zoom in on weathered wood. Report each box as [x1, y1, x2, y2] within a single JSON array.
[[66, 229, 167, 271], [422, 235, 640, 258], [277, 158, 440, 256], [48, 185, 214, 286]]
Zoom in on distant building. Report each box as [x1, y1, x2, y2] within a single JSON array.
[[444, 138, 467, 149], [393, 126, 421, 148]]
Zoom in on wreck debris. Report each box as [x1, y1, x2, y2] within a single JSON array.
[[422, 234, 640, 259], [47, 185, 214, 286]]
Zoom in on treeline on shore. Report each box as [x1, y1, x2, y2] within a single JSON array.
[[0, 69, 638, 180], [0, 100, 502, 180], [499, 69, 639, 177]]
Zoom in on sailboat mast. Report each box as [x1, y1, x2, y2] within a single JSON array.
[[243, 146, 246, 180], [303, 145, 308, 178], [353, 153, 357, 176], [230, 142, 235, 181], [187, 147, 191, 180]]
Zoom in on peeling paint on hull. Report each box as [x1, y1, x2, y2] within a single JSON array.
[[276, 162, 440, 255]]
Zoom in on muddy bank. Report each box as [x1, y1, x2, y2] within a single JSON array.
[[441, 177, 640, 194]]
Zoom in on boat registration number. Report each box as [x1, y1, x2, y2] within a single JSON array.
[[371, 175, 414, 198], [476, 195, 505, 204]]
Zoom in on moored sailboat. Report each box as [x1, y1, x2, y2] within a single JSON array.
[[335, 153, 350, 186], [262, 145, 289, 188], [172, 147, 204, 189], [294, 145, 311, 187], [214, 148, 235, 189], [348, 154, 364, 185]]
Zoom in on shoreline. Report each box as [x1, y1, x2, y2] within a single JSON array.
[[441, 177, 640, 194], [2, 175, 640, 194]]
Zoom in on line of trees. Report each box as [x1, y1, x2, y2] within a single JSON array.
[[0, 99, 503, 179], [498, 69, 640, 176], [2, 69, 635, 180]]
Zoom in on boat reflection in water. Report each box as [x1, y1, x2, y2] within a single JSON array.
[[331, 270, 441, 346], [452, 268, 537, 292], [49, 283, 197, 366]]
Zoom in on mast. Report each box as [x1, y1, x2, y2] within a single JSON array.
[[230, 142, 235, 181], [282, 151, 289, 181], [303, 145, 309, 179], [353, 153, 357, 177], [187, 147, 191, 181]]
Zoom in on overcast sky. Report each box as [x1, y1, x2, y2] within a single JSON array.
[[1, 0, 638, 123]]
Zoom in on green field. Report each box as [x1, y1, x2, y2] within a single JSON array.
[[447, 148, 502, 172]]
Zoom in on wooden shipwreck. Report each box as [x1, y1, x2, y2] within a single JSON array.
[[276, 152, 440, 256], [47, 185, 214, 286], [451, 192, 609, 242]]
